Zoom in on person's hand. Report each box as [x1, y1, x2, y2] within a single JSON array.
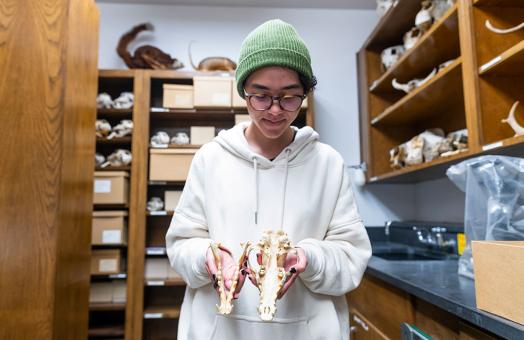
[[205, 244, 247, 299], [277, 247, 307, 299]]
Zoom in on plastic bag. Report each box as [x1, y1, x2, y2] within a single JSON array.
[[447, 155, 524, 279]]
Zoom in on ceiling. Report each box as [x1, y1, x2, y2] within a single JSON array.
[[96, 0, 376, 10]]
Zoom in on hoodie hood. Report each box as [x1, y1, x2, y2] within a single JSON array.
[[214, 121, 319, 169]]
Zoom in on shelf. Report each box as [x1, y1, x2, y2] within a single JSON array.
[[143, 307, 181, 319], [95, 166, 131, 171], [363, 1, 422, 50], [371, 58, 463, 126], [99, 69, 135, 78], [145, 278, 185, 287], [146, 210, 174, 216], [93, 204, 129, 210], [369, 149, 473, 184], [145, 247, 167, 256], [88, 325, 125, 338], [92, 243, 128, 249], [479, 40, 524, 76], [474, 0, 524, 6], [89, 302, 126, 311], [97, 108, 133, 119], [482, 135, 524, 152], [150, 145, 201, 150], [370, 5, 459, 93], [96, 137, 132, 145], [148, 180, 185, 186], [91, 273, 127, 280]]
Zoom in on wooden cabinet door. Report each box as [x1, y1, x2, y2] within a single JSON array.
[[350, 309, 390, 340]]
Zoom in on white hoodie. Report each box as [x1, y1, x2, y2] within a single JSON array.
[[166, 122, 371, 340]]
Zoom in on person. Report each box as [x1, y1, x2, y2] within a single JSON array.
[[166, 19, 371, 340]]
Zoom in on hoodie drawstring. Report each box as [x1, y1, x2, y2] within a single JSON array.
[[253, 156, 259, 225]]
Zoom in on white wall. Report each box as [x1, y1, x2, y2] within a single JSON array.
[[97, 2, 418, 226]]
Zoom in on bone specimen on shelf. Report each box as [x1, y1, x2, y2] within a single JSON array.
[[97, 93, 113, 109], [502, 101, 524, 137], [415, 0, 434, 30], [403, 27, 425, 50], [95, 153, 105, 168], [96, 119, 112, 138], [249, 230, 293, 321], [107, 119, 133, 140], [431, 0, 455, 21], [101, 149, 132, 168], [150, 131, 170, 148], [376, 0, 396, 17], [392, 68, 437, 93], [113, 92, 134, 109], [485, 20, 524, 34], [380, 45, 405, 71], [420, 129, 445, 162], [147, 197, 164, 212], [210, 242, 251, 315], [171, 132, 190, 145]]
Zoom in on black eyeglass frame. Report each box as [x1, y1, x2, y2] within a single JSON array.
[[243, 90, 307, 112]]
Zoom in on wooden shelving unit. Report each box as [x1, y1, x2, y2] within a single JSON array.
[[90, 303, 127, 311], [96, 136, 133, 145], [358, 0, 524, 183], [92, 69, 315, 339]]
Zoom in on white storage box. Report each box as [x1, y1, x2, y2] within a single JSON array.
[[149, 148, 197, 181], [193, 76, 232, 108], [163, 84, 194, 109], [190, 126, 215, 145]]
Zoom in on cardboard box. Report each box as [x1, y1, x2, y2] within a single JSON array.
[[149, 148, 196, 181], [193, 76, 232, 108], [145, 258, 169, 279], [167, 264, 182, 279], [163, 84, 194, 109], [89, 282, 113, 303], [93, 171, 129, 205], [91, 249, 122, 275], [92, 211, 127, 245], [190, 126, 215, 145], [165, 190, 182, 211], [232, 79, 247, 108], [235, 114, 251, 125], [112, 281, 127, 303], [472, 241, 524, 325]]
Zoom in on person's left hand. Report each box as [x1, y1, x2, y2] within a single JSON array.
[[277, 247, 307, 299]]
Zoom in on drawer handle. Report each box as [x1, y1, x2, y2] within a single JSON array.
[[353, 314, 369, 331]]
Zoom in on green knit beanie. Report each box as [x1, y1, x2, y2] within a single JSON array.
[[236, 19, 313, 98]]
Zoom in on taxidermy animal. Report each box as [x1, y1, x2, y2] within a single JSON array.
[[188, 41, 237, 72], [117, 23, 184, 70]]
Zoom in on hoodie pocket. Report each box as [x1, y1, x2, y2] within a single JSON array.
[[208, 314, 314, 340]]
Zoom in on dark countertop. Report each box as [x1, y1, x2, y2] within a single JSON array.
[[366, 251, 524, 339]]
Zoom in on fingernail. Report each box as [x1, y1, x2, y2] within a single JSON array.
[[290, 267, 297, 274]]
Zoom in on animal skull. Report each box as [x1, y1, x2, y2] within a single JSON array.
[[171, 132, 190, 145], [376, 0, 395, 17], [150, 131, 170, 148], [95, 153, 106, 168], [210, 242, 251, 315], [107, 119, 133, 139], [431, 0, 455, 21], [248, 230, 293, 321], [96, 119, 112, 138], [113, 92, 134, 109], [404, 135, 425, 166], [381, 45, 405, 70], [403, 27, 425, 50], [147, 197, 164, 212], [415, 1, 434, 30], [97, 93, 113, 109], [101, 149, 132, 168], [392, 68, 437, 93], [502, 101, 524, 136], [420, 129, 445, 162]]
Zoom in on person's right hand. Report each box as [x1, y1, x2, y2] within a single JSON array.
[[205, 244, 247, 299]]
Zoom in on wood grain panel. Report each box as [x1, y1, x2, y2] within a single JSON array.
[[0, 0, 98, 339]]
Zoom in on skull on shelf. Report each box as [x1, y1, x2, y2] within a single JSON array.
[[420, 129, 445, 162], [403, 27, 425, 50], [95, 119, 112, 138], [415, 0, 434, 30], [97, 93, 113, 109], [431, 0, 455, 21], [113, 92, 134, 109], [380, 45, 405, 71], [95, 153, 106, 168], [101, 149, 132, 168], [376, 0, 395, 17], [171, 132, 190, 145], [107, 119, 134, 139], [147, 197, 165, 212], [150, 131, 170, 148]]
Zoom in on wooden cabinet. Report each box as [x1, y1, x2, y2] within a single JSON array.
[[347, 275, 501, 340], [92, 70, 315, 340], [358, 0, 524, 183]]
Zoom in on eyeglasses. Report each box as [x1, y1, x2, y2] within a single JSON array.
[[244, 91, 306, 112]]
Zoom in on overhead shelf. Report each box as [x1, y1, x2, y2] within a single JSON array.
[[96, 136, 132, 145], [89, 303, 126, 311], [479, 41, 524, 76], [370, 5, 459, 93], [371, 58, 463, 126]]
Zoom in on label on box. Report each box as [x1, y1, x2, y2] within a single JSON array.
[[212, 93, 229, 105], [102, 230, 122, 244], [99, 259, 118, 272], [94, 180, 111, 193]]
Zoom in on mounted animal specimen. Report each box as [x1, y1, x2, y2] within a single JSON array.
[[210, 242, 251, 314], [485, 20, 524, 34], [117, 23, 184, 70], [502, 101, 524, 136], [188, 41, 237, 72], [248, 230, 293, 321]]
